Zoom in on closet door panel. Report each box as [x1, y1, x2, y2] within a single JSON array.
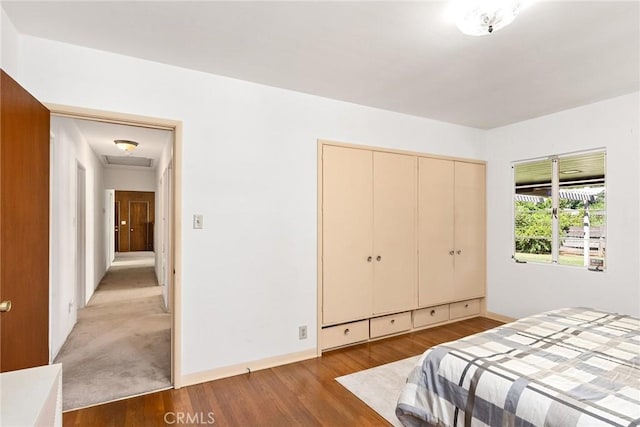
[[454, 162, 486, 300], [322, 146, 373, 325], [372, 152, 417, 314], [418, 157, 455, 307]]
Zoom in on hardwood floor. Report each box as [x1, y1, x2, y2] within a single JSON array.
[[63, 317, 501, 426]]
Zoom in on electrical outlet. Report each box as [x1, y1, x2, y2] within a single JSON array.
[[298, 325, 307, 340]]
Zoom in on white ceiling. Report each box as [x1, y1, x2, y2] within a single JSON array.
[[64, 117, 172, 169], [4, 1, 639, 129]]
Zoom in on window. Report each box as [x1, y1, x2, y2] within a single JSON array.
[[513, 150, 606, 270]]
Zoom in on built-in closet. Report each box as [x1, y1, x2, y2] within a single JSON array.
[[318, 141, 486, 350]]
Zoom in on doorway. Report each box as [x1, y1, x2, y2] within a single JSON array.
[[47, 105, 183, 410]]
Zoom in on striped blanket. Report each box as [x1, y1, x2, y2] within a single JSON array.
[[396, 308, 640, 427]]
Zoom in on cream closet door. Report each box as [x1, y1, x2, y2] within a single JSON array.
[[372, 152, 417, 314], [322, 145, 373, 325], [418, 157, 455, 306], [453, 162, 486, 300]]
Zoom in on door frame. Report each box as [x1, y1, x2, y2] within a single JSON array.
[[114, 197, 120, 254], [76, 162, 87, 310], [47, 103, 184, 388]]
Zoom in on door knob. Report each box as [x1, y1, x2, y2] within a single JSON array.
[[449, 250, 454, 255], [0, 300, 12, 312], [376, 255, 382, 261], [457, 250, 462, 255], [130, 228, 134, 232], [367, 256, 372, 262]]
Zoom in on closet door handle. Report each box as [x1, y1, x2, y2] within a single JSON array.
[[376, 255, 382, 261], [367, 256, 372, 262], [456, 250, 462, 255], [449, 250, 454, 256]]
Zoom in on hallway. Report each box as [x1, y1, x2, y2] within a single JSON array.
[[54, 252, 171, 411]]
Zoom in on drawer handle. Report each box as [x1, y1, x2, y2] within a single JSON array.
[[430, 310, 436, 316], [344, 328, 350, 335], [465, 303, 469, 308], [367, 256, 372, 262], [376, 255, 382, 261], [449, 250, 454, 256], [457, 250, 462, 255], [390, 319, 395, 324]]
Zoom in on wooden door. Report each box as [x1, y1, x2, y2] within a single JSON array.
[[0, 70, 50, 372], [116, 191, 154, 252], [418, 157, 455, 307], [129, 201, 149, 251], [372, 152, 417, 314], [322, 145, 373, 325], [453, 162, 486, 300]]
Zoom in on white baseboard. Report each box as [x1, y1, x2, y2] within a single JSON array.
[[181, 348, 318, 387], [485, 311, 518, 324]]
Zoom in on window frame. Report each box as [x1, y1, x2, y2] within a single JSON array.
[[512, 149, 607, 270]]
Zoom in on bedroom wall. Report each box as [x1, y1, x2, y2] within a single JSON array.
[[50, 116, 107, 360], [486, 92, 640, 319], [16, 35, 487, 378]]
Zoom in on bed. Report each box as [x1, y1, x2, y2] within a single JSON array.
[[396, 307, 640, 427]]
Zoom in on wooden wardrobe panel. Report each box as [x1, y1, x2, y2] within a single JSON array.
[[454, 162, 486, 300], [372, 152, 417, 314], [322, 146, 373, 325], [418, 157, 455, 307]]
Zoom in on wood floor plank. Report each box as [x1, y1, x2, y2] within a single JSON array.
[[62, 317, 501, 426]]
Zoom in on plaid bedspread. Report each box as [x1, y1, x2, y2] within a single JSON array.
[[396, 308, 640, 427]]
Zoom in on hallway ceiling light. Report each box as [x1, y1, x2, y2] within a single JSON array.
[[446, 0, 533, 36], [114, 139, 139, 152]]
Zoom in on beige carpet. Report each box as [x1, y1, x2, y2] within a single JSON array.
[[54, 252, 171, 411], [336, 355, 422, 427]]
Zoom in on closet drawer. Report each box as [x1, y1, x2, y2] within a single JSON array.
[[414, 304, 450, 328], [370, 312, 411, 338], [321, 320, 369, 350], [450, 299, 481, 320]]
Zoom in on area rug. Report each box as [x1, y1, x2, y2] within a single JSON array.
[[336, 355, 421, 426]]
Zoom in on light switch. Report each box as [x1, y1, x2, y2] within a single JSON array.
[[193, 214, 204, 229]]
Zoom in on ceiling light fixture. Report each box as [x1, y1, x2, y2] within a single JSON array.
[[446, 1, 533, 36], [114, 139, 139, 152]]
